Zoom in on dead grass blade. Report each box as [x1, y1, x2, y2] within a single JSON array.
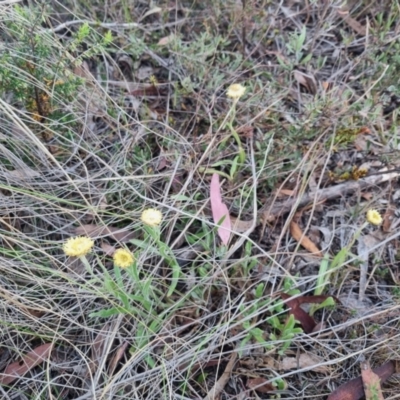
[[0, 343, 53, 385]]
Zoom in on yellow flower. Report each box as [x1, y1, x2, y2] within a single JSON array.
[[141, 208, 163, 227], [366, 209, 382, 226], [226, 83, 246, 100], [63, 236, 94, 257], [113, 248, 134, 268]]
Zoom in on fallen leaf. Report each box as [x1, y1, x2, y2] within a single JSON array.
[[247, 377, 274, 393], [293, 70, 317, 94], [275, 188, 296, 197], [280, 353, 330, 374], [108, 342, 128, 375], [361, 362, 384, 400], [101, 242, 116, 256], [382, 207, 395, 233], [0, 343, 53, 385], [203, 352, 237, 400], [230, 216, 253, 233], [337, 7, 366, 35], [8, 168, 40, 179], [89, 324, 110, 374], [327, 361, 395, 400], [210, 174, 231, 245], [157, 34, 175, 46], [290, 221, 322, 257], [280, 294, 336, 333], [75, 225, 135, 242]]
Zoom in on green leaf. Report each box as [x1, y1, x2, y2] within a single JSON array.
[[89, 307, 122, 318]]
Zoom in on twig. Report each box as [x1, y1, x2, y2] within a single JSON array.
[[203, 351, 237, 400], [259, 170, 400, 224], [42, 18, 186, 34]]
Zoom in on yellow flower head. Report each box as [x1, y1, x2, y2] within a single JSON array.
[[113, 248, 134, 268], [141, 208, 163, 227], [226, 83, 246, 100], [63, 236, 94, 257], [366, 209, 382, 226]]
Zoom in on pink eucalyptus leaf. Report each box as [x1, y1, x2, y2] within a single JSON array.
[[210, 174, 231, 245]]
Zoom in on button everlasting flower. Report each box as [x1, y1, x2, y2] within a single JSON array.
[[366, 209, 382, 226], [141, 208, 162, 227], [63, 236, 94, 257], [226, 83, 246, 100], [113, 248, 134, 268]]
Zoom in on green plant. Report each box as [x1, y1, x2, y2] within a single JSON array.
[[285, 25, 311, 65], [0, 5, 112, 153], [237, 278, 303, 356]]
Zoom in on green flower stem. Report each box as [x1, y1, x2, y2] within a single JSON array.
[[221, 101, 246, 164], [143, 225, 180, 297]]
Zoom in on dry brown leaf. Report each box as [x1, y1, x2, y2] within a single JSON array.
[[75, 224, 136, 242], [0, 343, 53, 385], [230, 216, 253, 233], [203, 352, 237, 400], [157, 34, 175, 46], [276, 188, 296, 197], [337, 8, 366, 35], [101, 242, 116, 256], [383, 207, 395, 233], [361, 362, 384, 400], [89, 324, 111, 374], [290, 221, 322, 257], [328, 361, 395, 400], [293, 70, 317, 94], [8, 168, 40, 179], [247, 377, 274, 393], [108, 342, 129, 375], [280, 294, 336, 334], [280, 353, 329, 374]]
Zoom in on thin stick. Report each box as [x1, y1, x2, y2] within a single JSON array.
[[203, 351, 237, 400]]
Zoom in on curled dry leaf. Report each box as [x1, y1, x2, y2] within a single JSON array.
[[280, 294, 336, 334], [0, 343, 53, 385]]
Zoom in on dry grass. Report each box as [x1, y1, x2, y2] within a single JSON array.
[[0, 0, 400, 399]]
